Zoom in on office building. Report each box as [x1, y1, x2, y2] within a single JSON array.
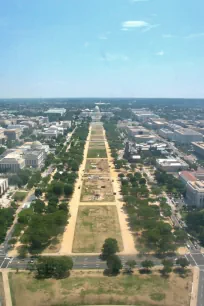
[[174, 129, 203, 144], [45, 108, 66, 116], [24, 150, 44, 169], [4, 129, 21, 141], [156, 158, 188, 172], [0, 152, 25, 172], [159, 129, 175, 141], [186, 180, 204, 208], [192, 142, 204, 157], [0, 178, 8, 196]]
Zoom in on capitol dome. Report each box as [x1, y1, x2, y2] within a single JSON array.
[[31, 141, 43, 150]]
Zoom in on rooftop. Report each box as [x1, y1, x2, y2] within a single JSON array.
[[180, 171, 197, 182], [175, 128, 202, 136], [192, 142, 204, 149]]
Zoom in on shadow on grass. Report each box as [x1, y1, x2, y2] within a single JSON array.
[[173, 267, 188, 278], [103, 268, 120, 277], [139, 268, 152, 275]]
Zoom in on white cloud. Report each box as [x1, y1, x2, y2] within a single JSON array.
[[156, 50, 164, 56], [122, 20, 159, 32], [185, 32, 204, 39], [122, 20, 149, 29], [100, 53, 129, 62]]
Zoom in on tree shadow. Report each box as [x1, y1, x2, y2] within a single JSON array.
[[103, 268, 120, 277], [139, 268, 152, 275]]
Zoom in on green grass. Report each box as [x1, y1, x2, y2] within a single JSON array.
[[13, 191, 28, 201], [87, 148, 107, 158], [150, 292, 166, 301]]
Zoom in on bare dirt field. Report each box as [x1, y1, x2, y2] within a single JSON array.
[[72, 205, 123, 252], [81, 175, 114, 202], [9, 270, 192, 306], [85, 158, 110, 174], [90, 135, 105, 141]]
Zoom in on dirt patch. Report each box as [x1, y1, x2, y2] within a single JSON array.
[[81, 175, 114, 202], [72, 205, 123, 252], [85, 158, 110, 175], [9, 271, 192, 306]]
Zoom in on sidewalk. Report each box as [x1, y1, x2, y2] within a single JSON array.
[[190, 266, 199, 306], [2, 270, 12, 306]]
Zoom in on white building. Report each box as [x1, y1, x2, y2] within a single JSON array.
[[156, 158, 188, 172], [45, 108, 66, 116], [134, 135, 157, 143], [159, 129, 175, 141], [186, 180, 204, 208], [0, 178, 8, 196], [174, 129, 203, 144], [24, 150, 44, 169], [133, 109, 159, 122], [0, 152, 25, 172]]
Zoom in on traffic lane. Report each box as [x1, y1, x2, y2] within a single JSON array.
[[197, 270, 204, 306], [185, 254, 197, 266], [0, 258, 11, 269], [192, 254, 204, 266]]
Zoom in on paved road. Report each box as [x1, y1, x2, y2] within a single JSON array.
[[0, 252, 204, 270], [197, 270, 204, 306]]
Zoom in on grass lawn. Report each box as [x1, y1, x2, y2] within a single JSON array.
[[87, 148, 107, 158], [13, 191, 28, 201], [72, 205, 123, 252], [8, 270, 192, 306]]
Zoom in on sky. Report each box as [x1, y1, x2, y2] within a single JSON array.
[[0, 0, 204, 98]]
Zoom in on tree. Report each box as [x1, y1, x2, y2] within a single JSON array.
[[125, 259, 136, 273], [35, 188, 42, 198], [141, 260, 154, 273], [107, 255, 122, 275], [176, 257, 189, 270], [17, 245, 28, 258], [101, 238, 119, 260], [36, 256, 73, 279], [64, 184, 73, 197], [139, 178, 146, 185], [32, 199, 45, 214], [51, 181, 64, 196], [161, 259, 173, 276]]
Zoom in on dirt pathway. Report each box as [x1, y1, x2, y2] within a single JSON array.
[[2, 270, 12, 306], [104, 138, 137, 255], [60, 126, 92, 255]]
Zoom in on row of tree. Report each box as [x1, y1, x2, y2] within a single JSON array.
[[10, 121, 89, 255]]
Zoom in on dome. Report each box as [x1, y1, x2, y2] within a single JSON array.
[[31, 141, 43, 150]]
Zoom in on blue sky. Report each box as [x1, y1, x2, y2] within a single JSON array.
[[0, 0, 204, 98]]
